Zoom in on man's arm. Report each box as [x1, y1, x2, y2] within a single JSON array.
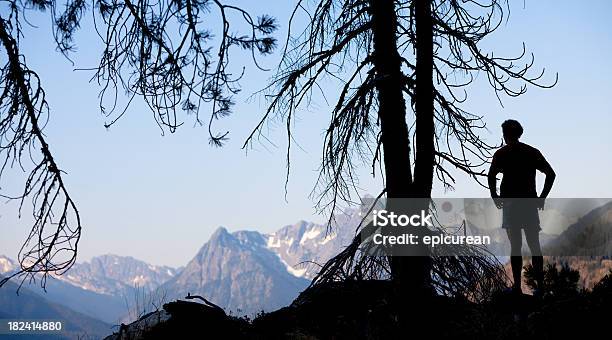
[[488, 169, 499, 198], [488, 152, 504, 209], [538, 154, 556, 198], [488, 152, 501, 198]]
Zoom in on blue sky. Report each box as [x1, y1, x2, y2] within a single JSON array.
[[1, 0, 611, 267]]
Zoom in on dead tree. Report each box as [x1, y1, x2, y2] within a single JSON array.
[[0, 0, 276, 288], [245, 0, 556, 299]]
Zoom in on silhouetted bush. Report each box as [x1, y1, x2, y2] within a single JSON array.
[[524, 262, 580, 298]]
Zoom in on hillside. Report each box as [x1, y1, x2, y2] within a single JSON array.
[[544, 200, 612, 257], [0, 276, 112, 339]]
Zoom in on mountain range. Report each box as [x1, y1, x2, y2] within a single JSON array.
[[0, 208, 360, 327], [2, 200, 612, 337], [146, 214, 358, 315], [57, 254, 179, 296], [0, 254, 177, 325]]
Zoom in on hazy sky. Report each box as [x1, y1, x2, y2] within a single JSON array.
[[1, 0, 611, 267]]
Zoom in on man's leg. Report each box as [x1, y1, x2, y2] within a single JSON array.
[[525, 228, 544, 292], [506, 228, 523, 292]]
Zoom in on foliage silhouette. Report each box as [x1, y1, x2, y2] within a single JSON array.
[[0, 0, 276, 288], [246, 0, 556, 296], [524, 262, 581, 298], [0, 0, 557, 299], [105, 265, 612, 339]]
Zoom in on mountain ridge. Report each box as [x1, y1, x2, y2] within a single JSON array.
[[6, 200, 612, 328], [0, 275, 113, 339], [159, 225, 311, 315]]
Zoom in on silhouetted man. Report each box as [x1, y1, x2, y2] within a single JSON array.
[[488, 119, 556, 295]]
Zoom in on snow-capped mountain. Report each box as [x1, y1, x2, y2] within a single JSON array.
[[58, 254, 179, 296], [1, 207, 360, 319], [158, 208, 362, 315], [0, 255, 16, 274], [1, 254, 178, 297], [5, 200, 612, 329], [0, 254, 173, 324], [265, 210, 359, 279], [160, 227, 311, 315]]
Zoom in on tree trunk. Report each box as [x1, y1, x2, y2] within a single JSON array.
[[369, 0, 432, 293], [414, 0, 435, 197], [370, 0, 412, 200]]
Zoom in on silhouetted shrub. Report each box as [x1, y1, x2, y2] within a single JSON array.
[[524, 262, 580, 298]]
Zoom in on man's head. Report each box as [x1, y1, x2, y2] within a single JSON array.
[[501, 119, 523, 144]]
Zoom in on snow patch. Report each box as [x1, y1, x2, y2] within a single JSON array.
[[132, 275, 148, 286], [319, 232, 336, 245], [300, 227, 321, 245], [0, 257, 15, 274], [267, 236, 281, 248], [287, 266, 307, 278], [274, 253, 307, 278]]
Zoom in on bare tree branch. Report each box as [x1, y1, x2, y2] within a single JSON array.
[[0, 15, 81, 289]]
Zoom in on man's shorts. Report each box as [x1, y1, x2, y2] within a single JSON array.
[[501, 199, 541, 231]]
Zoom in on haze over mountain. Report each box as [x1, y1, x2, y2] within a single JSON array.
[[0, 276, 112, 339], [0, 209, 359, 322], [0, 254, 178, 324], [545, 200, 612, 257], [3, 200, 612, 332], [157, 207, 366, 315], [58, 254, 179, 296]]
